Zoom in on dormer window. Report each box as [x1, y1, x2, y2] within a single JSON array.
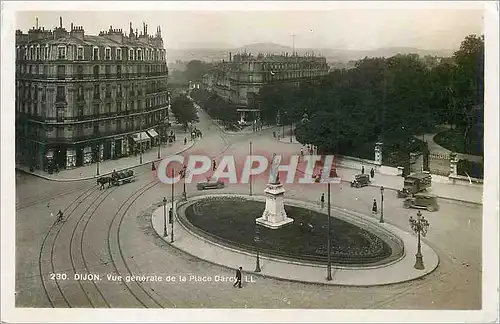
[[93, 47, 99, 60], [44, 45, 50, 60], [57, 46, 66, 60], [105, 47, 111, 60], [29, 46, 34, 60], [137, 49, 142, 61], [116, 48, 122, 60], [36, 46, 40, 60], [77, 46, 84, 60], [129, 48, 134, 61]]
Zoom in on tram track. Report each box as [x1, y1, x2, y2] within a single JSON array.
[[38, 186, 98, 308]]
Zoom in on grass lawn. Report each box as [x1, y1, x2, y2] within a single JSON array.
[[184, 197, 393, 266], [433, 128, 484, 156]]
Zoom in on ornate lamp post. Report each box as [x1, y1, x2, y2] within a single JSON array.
[[96, 145, 100, 176], [379, 186, 384, 223], [162, 197, 168, 237], [180, 165, 187, 201], [157, 136, 161, 159], [254, 225, 261, 272], [409, 211, 430, 270]]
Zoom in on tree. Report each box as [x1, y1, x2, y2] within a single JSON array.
[[170, 95, 199, 130], [184, 60, 212, 82]]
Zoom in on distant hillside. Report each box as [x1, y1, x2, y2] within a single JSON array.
[[166, 43, 455, 63]]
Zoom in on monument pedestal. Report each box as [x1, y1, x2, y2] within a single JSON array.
[[256, 183, 294, 229]]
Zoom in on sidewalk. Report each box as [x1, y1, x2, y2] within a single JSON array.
[[274, 135, 483, 204], [16, 140, 195, 182], [414, 133, 483, 163], [151, 195, 439, 287]]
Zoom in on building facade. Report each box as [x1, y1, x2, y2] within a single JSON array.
[[201, 52, 329, 121], [15, 17, 169, 172]]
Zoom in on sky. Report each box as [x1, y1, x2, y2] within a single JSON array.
[[16, 6, 484, 51]]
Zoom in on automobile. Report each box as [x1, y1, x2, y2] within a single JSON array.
[[197, 176, 225, 190], [397, 172, 432, 198], [403, 192, 439, 212], [350, 174, 371, 188]]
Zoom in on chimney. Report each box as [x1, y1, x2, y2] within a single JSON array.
[[36, 17, 39, 29], [229, 52, 232, 61], [59, 16, 62, 28], [71, 22, 73, 30]]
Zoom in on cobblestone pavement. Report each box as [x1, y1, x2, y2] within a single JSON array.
[[13, 108, 485, 311]]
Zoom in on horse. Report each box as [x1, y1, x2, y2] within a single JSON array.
[[97, 176, 112, 189]]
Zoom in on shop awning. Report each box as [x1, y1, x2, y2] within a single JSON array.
[[147, 129, 159, 138], [131, 132, 151, 143]]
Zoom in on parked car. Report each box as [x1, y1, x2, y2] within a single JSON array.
[[350, 174, 371, 188], [403, 193, 439, 212], [397, 172, 432, 198], [197, 176, 225, 190]]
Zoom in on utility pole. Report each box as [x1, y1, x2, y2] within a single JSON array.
[[249, 141, 253, 196], [170, 168, 174, 243], [326, 182, 332, 281]]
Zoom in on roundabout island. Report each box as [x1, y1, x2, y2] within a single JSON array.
[[150, 194, 440, 287]]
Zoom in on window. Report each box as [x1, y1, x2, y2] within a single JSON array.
[[57, 65, 65, 79], [77, 47, 84, 60], [76, 65, 83, 79], [117, 102, 122, 112], [116, 65, 122, 77], [56, 86, 65, 102], [77, 86, 84, 100], [29, 47, 34, 60], [42, 88, 46, 102], [44, 45, 49, 60], [137, 49, 142, 61], [105, 48, 111, 60], [93, 65, 100, 77], [105, 84, 111, 98], [57, 46, 66, 59], [93, 85, 100, 99], [93, 104, 99, 115], [105, 65, 111, 77], [36, 47, 40, 60], [117, 84, 122, 97], [116, 48, 122, 60], [129, 48, 134, 61], [105, 103, 111, 114], [93, 47, 99, 60]]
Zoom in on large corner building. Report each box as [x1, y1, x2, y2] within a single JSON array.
[[15, 17, 169, 172]]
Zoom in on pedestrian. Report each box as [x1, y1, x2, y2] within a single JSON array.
[[372, 199, 378, 214], [361, 166, 365, 174], [233, 266, 243, 288], [300, 148, 304, 158], [277, 133, 280, 141], [152, 162, 156, 171], [273, 131, 276, 138], [212, 160, 217, 171], [184, 137, 187, 145], [320, 193, 325, 209], [370, 168, 375, 179]]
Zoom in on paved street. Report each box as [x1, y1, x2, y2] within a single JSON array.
[[15, 106, 483, 310]]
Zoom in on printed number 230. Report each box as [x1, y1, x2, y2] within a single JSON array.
[[50, 273, 68, 280]]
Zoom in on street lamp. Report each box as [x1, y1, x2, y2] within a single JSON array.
[[96, 145, 100, 176], [290, 122, 293, 143], [379, 186, 384, 223], [170, 168, 175, 243], [254, 225, 261, 272], [409, 211, 430, 270], [181, 165, 187, 201], [162, 197, 168, 237], [326, 182, 332, 280], [157, 136, 161, 159]]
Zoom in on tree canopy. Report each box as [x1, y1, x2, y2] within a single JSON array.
[[170, 94, 200, 130], [184, 60, 213, 82], [258, 34, 484, 155]]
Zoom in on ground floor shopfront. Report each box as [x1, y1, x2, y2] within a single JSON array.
[[17, 128, 161, 173]]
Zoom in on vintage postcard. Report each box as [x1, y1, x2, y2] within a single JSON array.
[[1, 1, 498, 323]]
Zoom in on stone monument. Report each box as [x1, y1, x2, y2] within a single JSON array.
[[256, 154, 294, 229]]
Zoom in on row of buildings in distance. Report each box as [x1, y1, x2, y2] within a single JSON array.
[[15, 17, 170, 172], [200, 51, 329, 122]]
